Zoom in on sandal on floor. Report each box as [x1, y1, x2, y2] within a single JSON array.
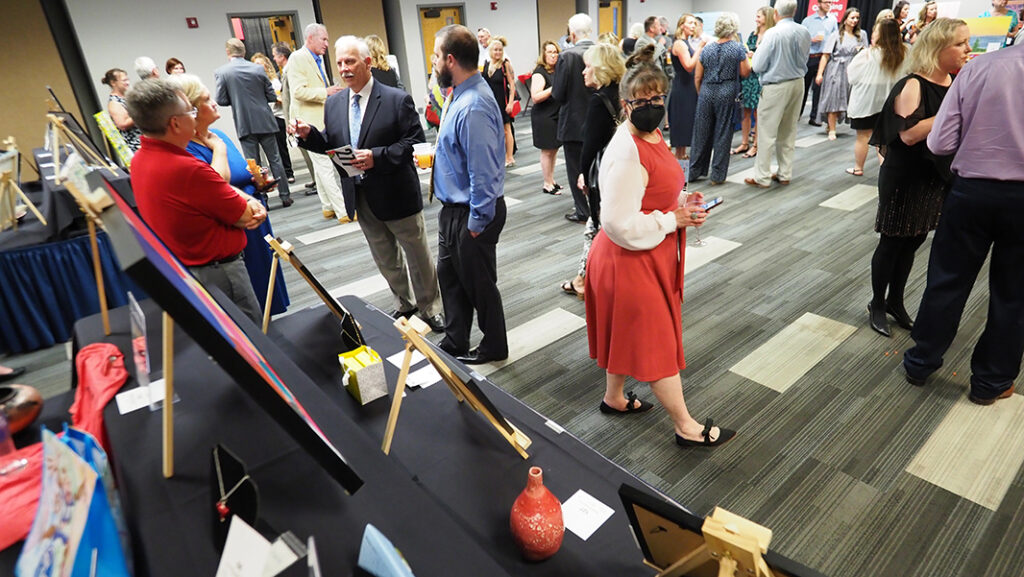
[[542, 185, 563, 195], [845, 167, 864, 176], [599, 391, 654, 415], [742, 146, 757, 158], [675, 418, 736, 447], [730, 144, 750, 155], [560, 280, 584, 300]]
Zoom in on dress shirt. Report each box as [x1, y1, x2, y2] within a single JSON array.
[[349, 77, 374, 145], [802, 12, 838, 54], [752, 19, 811, 84], [928, 44, 1024, 182], [433, 73, 505, 233], [309, 47, 328, 86]]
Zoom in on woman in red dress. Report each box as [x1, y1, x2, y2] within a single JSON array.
[[585, 57, 736, 448]]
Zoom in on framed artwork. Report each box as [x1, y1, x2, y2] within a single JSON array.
[[618, 483, 828, 577], [95, 171, 363, 494]]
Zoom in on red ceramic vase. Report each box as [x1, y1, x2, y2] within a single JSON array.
[[509, 466, 564, 561], [0, 384, 43, 434]]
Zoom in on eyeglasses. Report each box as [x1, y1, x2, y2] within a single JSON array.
[[626, 95, 666, 107], [172, 107, 199, 119]]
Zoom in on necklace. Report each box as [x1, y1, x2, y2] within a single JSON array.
[[214, 447, 250, 522]]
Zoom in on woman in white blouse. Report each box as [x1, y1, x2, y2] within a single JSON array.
[[846, 18, 908, 176], [584, 56, 735, 448]]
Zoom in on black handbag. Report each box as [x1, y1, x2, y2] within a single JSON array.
[[587, 92, 619, 226]]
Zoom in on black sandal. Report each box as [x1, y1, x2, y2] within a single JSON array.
[[560, 280, 584, 300], [599, 391, 654, 415], [542, 185, 563, 195], [675, 418, 736, 447]]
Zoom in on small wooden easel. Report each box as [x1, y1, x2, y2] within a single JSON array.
[[46, 113, 117, 184], [381, 315, 532, 458], [652, 507, 777, 577], [0, 138, 47, 232], [60, 163, 114, 336], [162, 313, 175, 478]]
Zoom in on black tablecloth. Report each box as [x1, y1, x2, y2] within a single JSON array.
[[64, 297, 659, 576]]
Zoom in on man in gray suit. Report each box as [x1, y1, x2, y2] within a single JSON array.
[[214, 38, 292, 207]]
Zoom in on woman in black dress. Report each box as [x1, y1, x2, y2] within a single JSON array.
[[559, 43, 626, 299], [866, 18, 970, 337], [668, 14, 704, 160], [366, 34, 405, 91], [482, 37, 517, 167], [530, 41, 562, 195]]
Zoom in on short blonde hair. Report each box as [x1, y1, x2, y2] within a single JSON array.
[[584, 43, 626, 88], [905, 17, 966, 76], [225, 38, 245, 58], [164, 73, 206, 107], [715, 13, 741, 39]]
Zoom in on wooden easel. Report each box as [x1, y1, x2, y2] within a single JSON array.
[[381, 315, 532, 458], [0, 139, 47, 231], [163, 313, 175, 478], [60, 164, 113, 336], [650, 508, 777, 577], [46, 113, 117, 184]]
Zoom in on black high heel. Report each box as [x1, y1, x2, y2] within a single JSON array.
[[886, 303, 914, 330], [868, 302, 891, 337]]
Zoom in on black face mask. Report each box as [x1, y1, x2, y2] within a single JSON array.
[[629, 104, 664, 133]]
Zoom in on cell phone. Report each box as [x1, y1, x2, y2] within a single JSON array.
[[700, 197, 724, 211]]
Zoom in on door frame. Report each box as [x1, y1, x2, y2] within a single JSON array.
[[416, 3, 466, 76]]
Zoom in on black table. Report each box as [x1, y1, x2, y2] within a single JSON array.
[[66, 298, 660, 576]]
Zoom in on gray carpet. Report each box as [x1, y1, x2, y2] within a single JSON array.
[[7, 113, 1019, 577]]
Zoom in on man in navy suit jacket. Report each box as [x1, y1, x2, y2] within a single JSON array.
[[295, 35, 443, 331], [214, 38, 292, 206]]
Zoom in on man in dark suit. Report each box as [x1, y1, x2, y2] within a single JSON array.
[[214, 38, 292, 207], [294, 36, 443, 332], [552, 13, 596, 224]]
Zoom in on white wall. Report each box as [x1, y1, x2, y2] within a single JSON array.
[[692, 0, 765, 38], [395, 0, 540, 110], [66, 0, 316, 144], [625, 0, 695, 33]]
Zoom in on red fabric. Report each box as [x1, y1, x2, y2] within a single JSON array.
[[131, 136, 248, 266], [0, 442, 44, 549], [70, 342, 129, 455], [586, 134, 686, 382]]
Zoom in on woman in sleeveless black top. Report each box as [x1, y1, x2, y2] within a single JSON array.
[[865, 18, 968, 337], [482, 38, 517, 166], [530, 41, 562, 194]]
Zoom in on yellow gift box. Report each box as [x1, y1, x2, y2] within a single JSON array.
[[339, 346, 387, 405]]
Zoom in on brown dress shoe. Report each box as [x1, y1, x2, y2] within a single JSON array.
[[771, 174, 790, 185], [968, 384, 1015, 406], [323, 210, 336, 219], [744, 177, 770, 189]]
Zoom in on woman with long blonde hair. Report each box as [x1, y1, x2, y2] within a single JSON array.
[[365, 34, 404, 90], [667, 14, 704, 160], [845, 18, 907, 176], [482, 37, 518, 166], [865, 18, 970, 337], [733, 5, 775, 158]]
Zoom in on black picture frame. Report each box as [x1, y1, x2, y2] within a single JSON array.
[[618, 483, 828, 577], [96, 171, 363, 494]]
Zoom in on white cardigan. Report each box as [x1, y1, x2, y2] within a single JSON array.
[[847, 47, 907, 120], [598, 124, 678, 251]]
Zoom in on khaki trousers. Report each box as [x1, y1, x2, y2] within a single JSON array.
[[309, 150, 346, 215], [754, 78, 803, 186]]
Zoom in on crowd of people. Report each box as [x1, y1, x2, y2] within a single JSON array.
[[70, 0, 1024, 452]]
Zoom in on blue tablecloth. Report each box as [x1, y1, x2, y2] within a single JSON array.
[[0, 231, 138, 354]]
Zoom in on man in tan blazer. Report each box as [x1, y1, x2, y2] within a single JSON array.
[[287, 23, 352, 222]]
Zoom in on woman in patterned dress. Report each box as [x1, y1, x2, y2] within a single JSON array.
[[732, 6, 775, 158], [101, 69, 142, 152], [815, 8, 869, 140]]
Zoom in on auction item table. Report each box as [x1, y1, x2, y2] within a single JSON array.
[[72, 297, 657, 576]]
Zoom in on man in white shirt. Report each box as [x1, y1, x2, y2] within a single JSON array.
[[801, 0, 838, 125]]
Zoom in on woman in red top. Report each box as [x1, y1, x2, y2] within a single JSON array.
[[585, 55, 736, 448]]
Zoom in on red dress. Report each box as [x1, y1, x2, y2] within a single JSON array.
[[586, 134, 686, 382]]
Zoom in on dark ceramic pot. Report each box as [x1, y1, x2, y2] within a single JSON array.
[[0, 384, 44, 433]]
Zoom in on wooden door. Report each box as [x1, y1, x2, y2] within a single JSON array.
[[419, 5, 463, 75], [599, 0, 623, 38]]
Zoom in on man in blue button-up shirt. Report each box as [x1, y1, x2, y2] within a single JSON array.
[[431, 24, 508, 365], [801, 0, 837, 124]]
